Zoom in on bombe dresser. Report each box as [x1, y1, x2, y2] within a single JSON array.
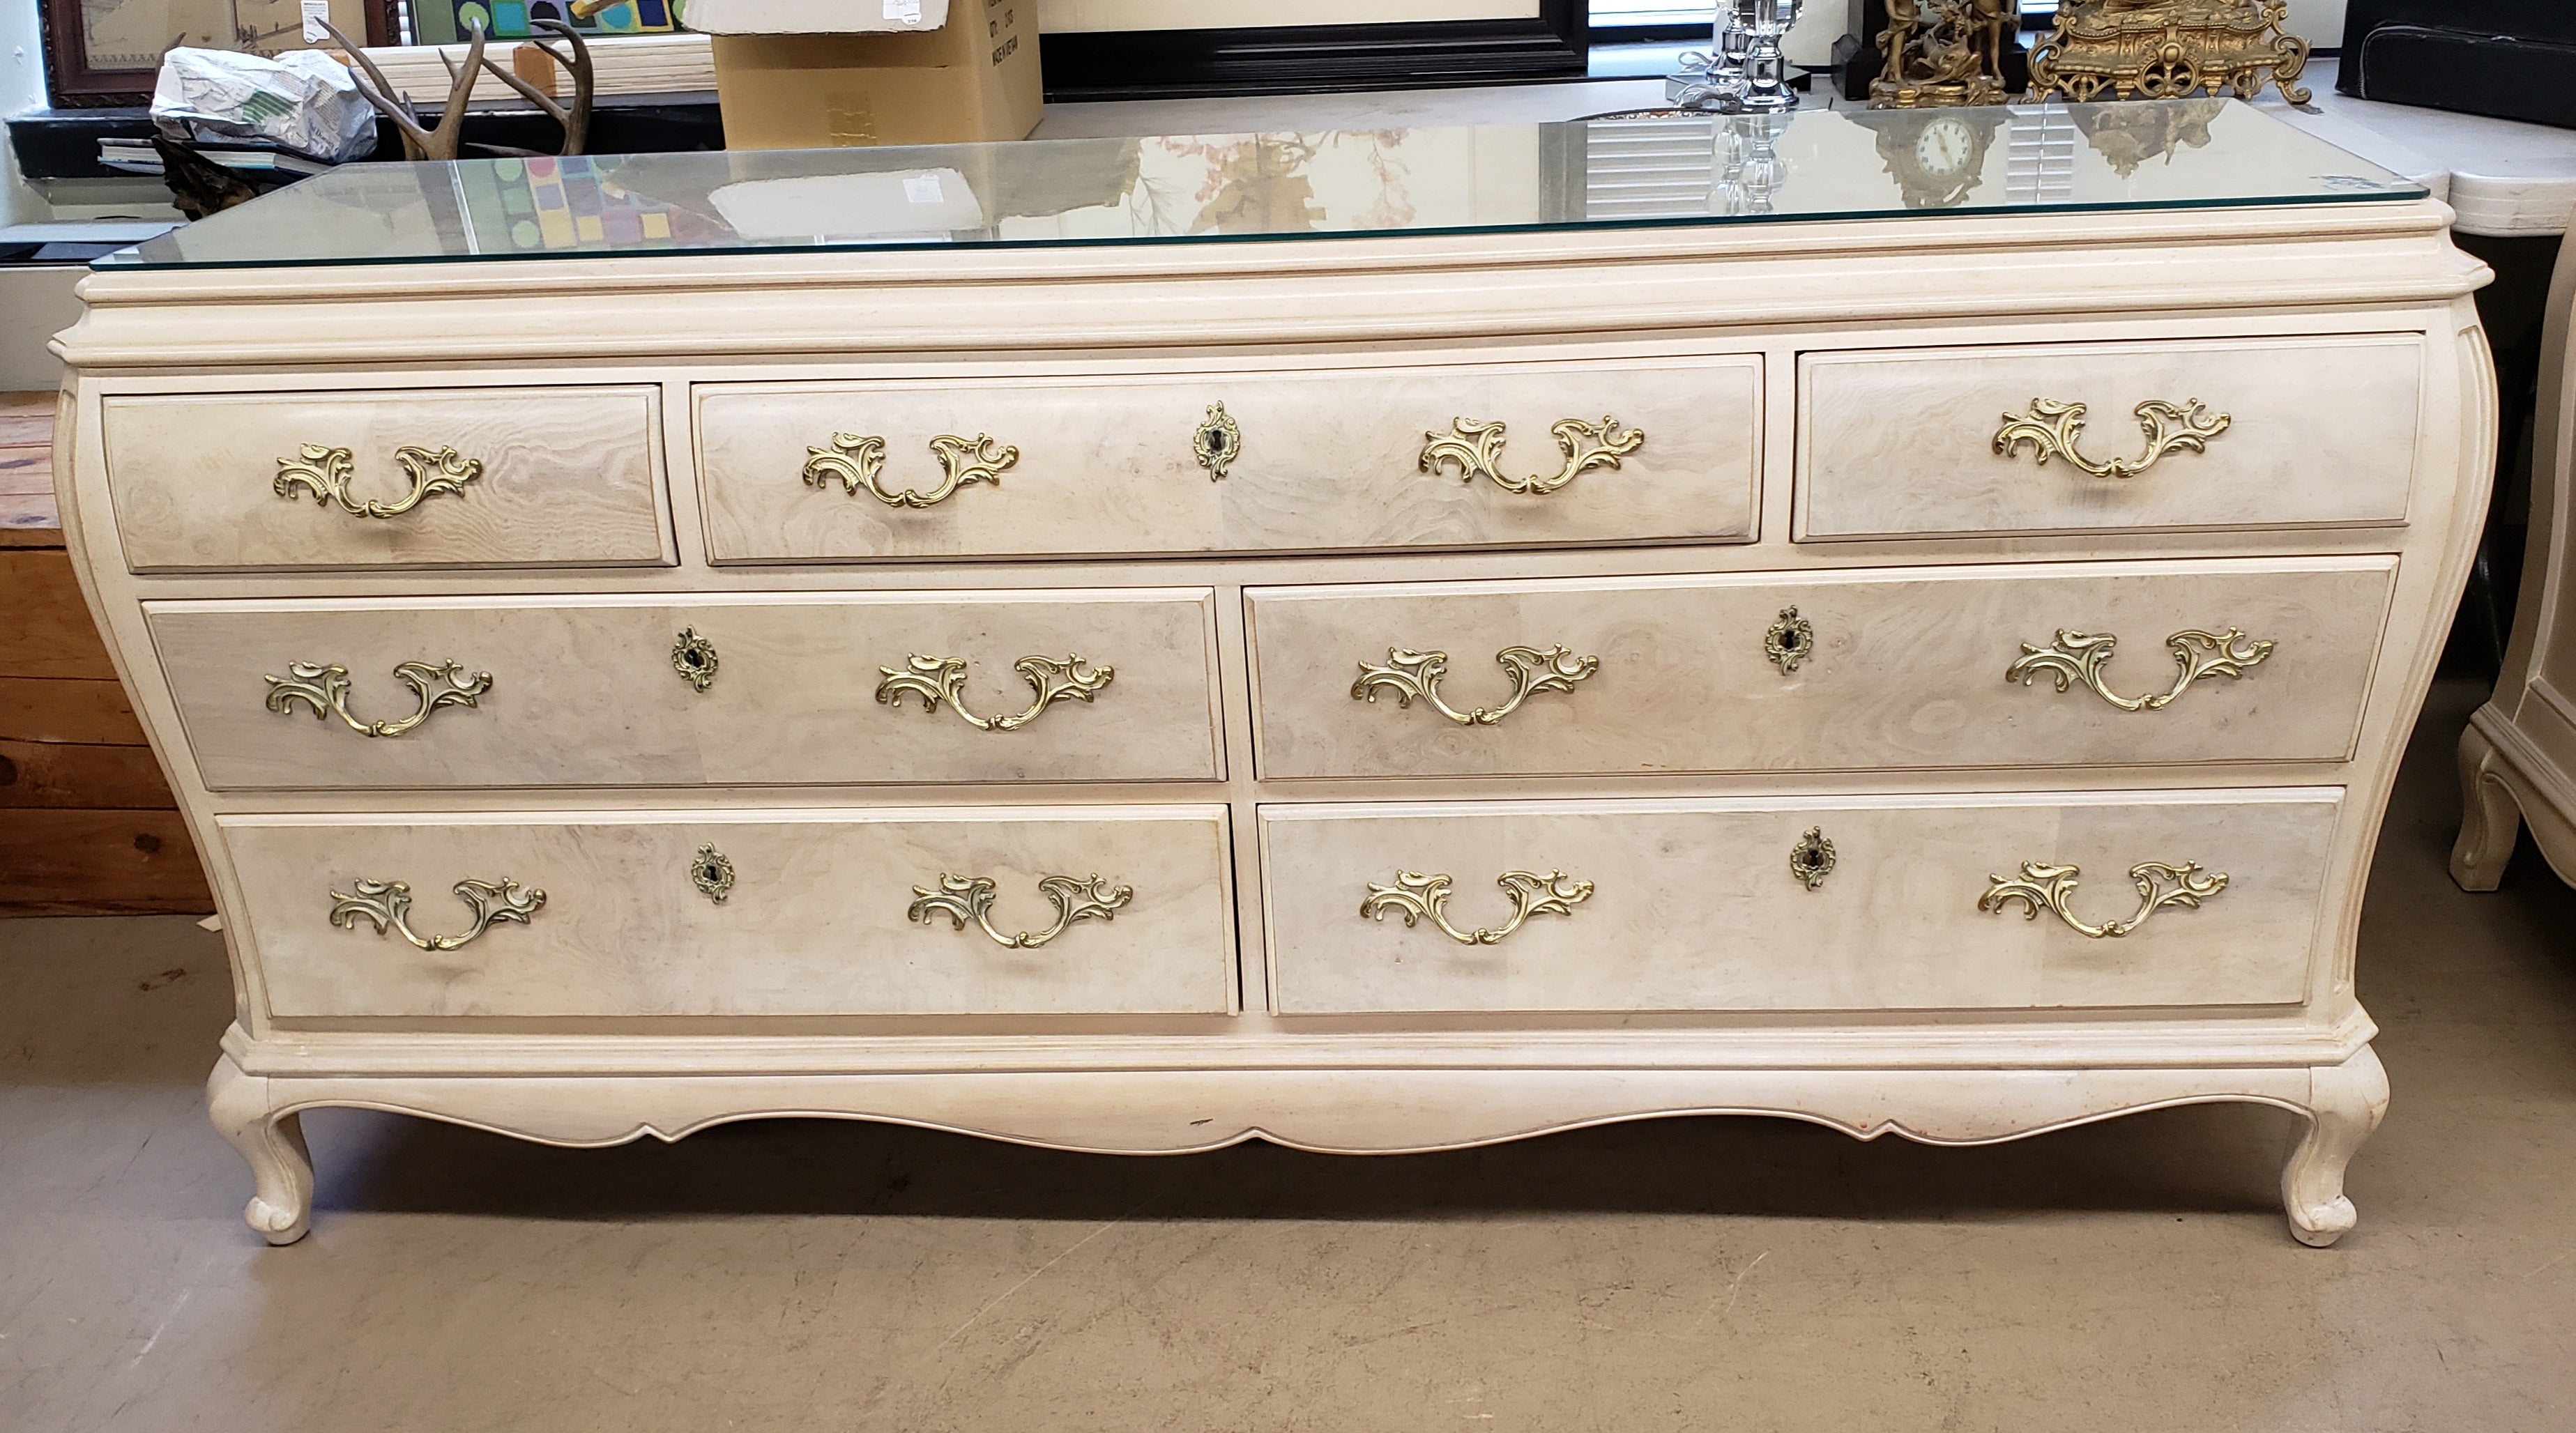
[[54, 104, 2494, 1246]]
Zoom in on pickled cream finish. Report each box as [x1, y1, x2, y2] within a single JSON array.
[[1797, 335, 2428, 541], [692, 358, 1764, 562], [1246, 558, 2396, 779], [226, 807, 1237, 1018], [147, 589, 1226, 789], [1259, 790, 2342, 1015], [102, 387, 673, 572], [52, 188, 2494, 1248]]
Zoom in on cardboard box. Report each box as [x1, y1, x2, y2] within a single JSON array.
[[706, 1, 1042, 150]]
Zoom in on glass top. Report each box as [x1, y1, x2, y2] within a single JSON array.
[[100, 100, 2422, 271]]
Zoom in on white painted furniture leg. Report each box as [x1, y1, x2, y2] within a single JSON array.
[[2282, 1046, 2390, 1247], [2452, 721, 2525, 892], [207, 1055, 313, 1246]]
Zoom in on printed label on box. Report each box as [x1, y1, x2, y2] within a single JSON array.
[[885, 0, 924, 24], [302, 0, 331, 42]]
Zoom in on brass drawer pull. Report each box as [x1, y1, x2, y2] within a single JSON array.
[[802, 431, 1019, 508], [1362, 869, 1592, 946], [2008, 626, 2273, 712], [908, 873, 1132, 949], [1992, 397, 2230, 480], [1979, 860, 2226, 940], [274, 443, 482, 518], [877, 653, 1115, 732], [264, 659, 491, 738], [1352, 644, 1599, 726], [1419, 415, 1645, 495], [329, 876, 544, 951], [1193, 401, 1240, 481]]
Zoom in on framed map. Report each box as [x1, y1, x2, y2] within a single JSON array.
[[38, 0, 398, 107]]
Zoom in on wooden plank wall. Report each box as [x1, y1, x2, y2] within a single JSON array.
[[1, 392, 215, 916]]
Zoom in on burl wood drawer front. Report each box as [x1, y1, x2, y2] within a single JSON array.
[[226, 806, 1237, 1018], [101, 388, 672, 572], [1260, 790, 2340, 1014], [1797, 335, 2424, 540], [1247, 557, 2394, 779], [150, 589, 1223, 789], [694, 356, 1761, 562]]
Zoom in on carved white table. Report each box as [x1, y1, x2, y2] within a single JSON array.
[[54, 102, 2494, 1246]]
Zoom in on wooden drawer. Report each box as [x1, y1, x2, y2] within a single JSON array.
[[1247, 558, 2394, 779], [1259, 790, 2341, 1014], [150, 589, 1223, 789], [224, 806, 1237, 1018], [1797, 335, 2424, 540], [101, 387, 671, 572], [694, 355, 1762, 562]]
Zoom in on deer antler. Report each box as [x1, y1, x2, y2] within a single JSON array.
[[465, 17, 595, 157], [321, 15, 487, 162]]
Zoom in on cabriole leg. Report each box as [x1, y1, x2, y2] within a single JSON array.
[[2282, 1046, 2391, 1248], [206, 1055, 314, 1246], [2451, 721, 2524, 893]]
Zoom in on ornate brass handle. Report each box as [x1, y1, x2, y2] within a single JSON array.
[[2008, 627, 2273, 712], [908, 873, 1132, 949], [1979, 860, 2226, 940], [1419, 415, 1645, 495], [328, 876, 544, 951], [274, 443, 482, 518], [263, 659, 491, 737], [876, 654, 1114, 732], [1362, 869, 1592, 946], [802, 432, 1019, 508], [1352, 645, 1599, 726], [1992, 397, 2230, 480]]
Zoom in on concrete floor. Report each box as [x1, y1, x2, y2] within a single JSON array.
[[3, 679, 2571, 1432]]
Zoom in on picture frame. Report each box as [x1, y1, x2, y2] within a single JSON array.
[[36, 0, 399, 109]]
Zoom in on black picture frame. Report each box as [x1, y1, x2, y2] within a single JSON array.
[[1039, 0, 1590, 101], [36, 0, 398, 110]]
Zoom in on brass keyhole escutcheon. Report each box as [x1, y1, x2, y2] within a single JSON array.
[[1193, 401, 1241, 482], [691, 844, 736, 903], [1790, 827, 1836, 891], [671, 629, 718, 693], [1766, 606, 1815, 675]]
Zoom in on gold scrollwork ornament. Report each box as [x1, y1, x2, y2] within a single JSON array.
[[802, 431, 1020, 508], [1979, 859, 2227, 940], [1765, 607, 1816, 675], [2008, 627, 2273, 713], [1790, 828, 1837, 891], [328, 876, 545, 951], [274, 443, 483, 519], [1419, 415, 1646, 496], [1192, 402, 1242, 481], [690, 844, 736, 903], [264, 659, 491, 737], [1352, 645, 1599, 726], [908, 873, 1133, 949], [876, 653, 1114, 732], [671, 628, 719, 693], [1361, 869, 1593, 946], [1993, 397, 2232, 480]]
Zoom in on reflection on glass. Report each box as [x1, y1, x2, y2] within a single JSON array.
[[100, 101, 2423, 272]]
